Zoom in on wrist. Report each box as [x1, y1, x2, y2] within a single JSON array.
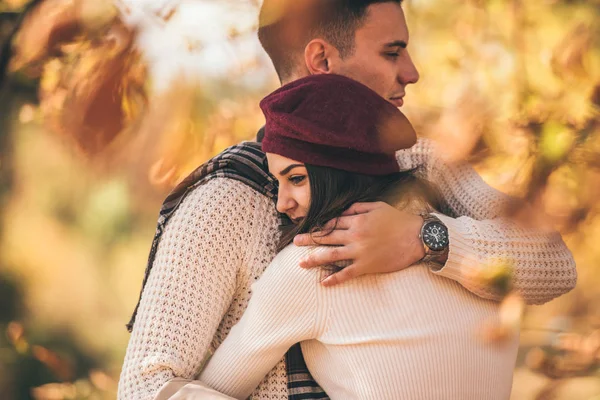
[[418, 213, 450, 269]]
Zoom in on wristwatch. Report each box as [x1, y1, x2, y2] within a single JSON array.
[[419, 214, 449, 269]]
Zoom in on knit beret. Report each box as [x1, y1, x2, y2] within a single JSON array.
[[260, 74, 416, 175]]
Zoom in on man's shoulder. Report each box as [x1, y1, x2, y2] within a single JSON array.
[[185, 177, 271, 205], [167, 177, 276, 231]]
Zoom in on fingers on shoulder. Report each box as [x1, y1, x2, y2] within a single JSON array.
[[321, 265, 359, 287], [297, 245, 353, 269]]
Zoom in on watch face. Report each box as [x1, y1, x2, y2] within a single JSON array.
[[422, 221, 449, 251]]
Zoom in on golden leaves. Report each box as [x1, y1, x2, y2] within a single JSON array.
[[257, 0, 286, 28], [9, 0, 148, 155], [407, 1, 600, 238], [32, 345, 74, 381], [18, 103, 36, 123], [6, 321, 27, 353], [4, 321, 116, 398], [31, 382, 77, 400], [468, 261, 524, 346], [1, 0, 32, 10], [472, 260, 523, 346], [538, 121, 576, 164], [39, 22, 145, 154], [525, 330, 600, 379], [88, 369, 116, 392], [551, 23, 594, 82], [109, 78, 262, 193], [9, 0, 80, 73], [6, 323, 72, 381], [481, 293, 524, 345], [430, 89, 492, 164], [78, 0, 119, 34], [466, 259, 514, 298]]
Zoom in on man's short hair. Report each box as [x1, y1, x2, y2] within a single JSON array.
[[258, 0, 403, 82]]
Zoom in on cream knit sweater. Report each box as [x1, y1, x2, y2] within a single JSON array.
[[118, 139, 577, 400], [199, 244, 520, 400]]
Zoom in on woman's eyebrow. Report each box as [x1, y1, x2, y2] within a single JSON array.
[[279, 164, 305, 175]]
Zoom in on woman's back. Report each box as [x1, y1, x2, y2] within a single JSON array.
[[199, 244, 519, 400], [300, 246, 518, 399]]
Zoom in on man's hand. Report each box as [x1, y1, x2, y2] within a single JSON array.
[[293, 202, 426, 287]]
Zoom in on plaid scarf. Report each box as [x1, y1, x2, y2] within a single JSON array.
[[126, 136, 329, 400]]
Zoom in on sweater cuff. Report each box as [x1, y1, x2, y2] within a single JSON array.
[[428, 213, 482, 288]]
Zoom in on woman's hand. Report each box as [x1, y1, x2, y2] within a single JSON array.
[[293, 202, 426, 286]]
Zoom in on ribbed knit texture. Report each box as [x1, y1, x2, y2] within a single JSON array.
[[117, 138, 576, 400], [200, 244, 520, 400]]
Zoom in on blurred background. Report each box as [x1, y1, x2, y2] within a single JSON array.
[[0, 0, 598, 399]]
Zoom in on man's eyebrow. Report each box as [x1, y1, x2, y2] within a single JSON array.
[[279, 164, 305, 175], [383, 40, 408, 49]]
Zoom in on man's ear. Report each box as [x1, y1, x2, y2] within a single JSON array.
[[304, 39, 335, 75]]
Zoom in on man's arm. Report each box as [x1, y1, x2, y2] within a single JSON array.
[[117, 179, 271, 400], [295, 138, 576, 304], [400, 138, 577, 304]]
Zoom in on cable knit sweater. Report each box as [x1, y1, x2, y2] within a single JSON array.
[[118, 138, 577, 400]]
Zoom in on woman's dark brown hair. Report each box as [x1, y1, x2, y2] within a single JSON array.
[[277, 165, 442, 252]]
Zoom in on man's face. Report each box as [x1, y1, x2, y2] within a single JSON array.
[[329, 2, 419, 107], [266, 153, 310, 223]]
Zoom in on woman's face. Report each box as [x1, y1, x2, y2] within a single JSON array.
[[266, 153, 311, 223]]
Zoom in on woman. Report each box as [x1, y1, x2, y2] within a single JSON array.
[[198, 74, 519, 399]]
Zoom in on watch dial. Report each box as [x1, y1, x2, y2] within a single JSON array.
[[423, 221, 449, 251]]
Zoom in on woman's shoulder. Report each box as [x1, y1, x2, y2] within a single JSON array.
[[261, 244, 327, 286], [272, 244, 335, 271], [274, 243, 313, 260]]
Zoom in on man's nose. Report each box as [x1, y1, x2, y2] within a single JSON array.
[[398, 52, 419, 85]]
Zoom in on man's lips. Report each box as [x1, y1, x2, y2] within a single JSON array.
[[389, 96, 404, 107]]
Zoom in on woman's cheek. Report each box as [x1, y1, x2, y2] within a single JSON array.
[[298, 184, 311, 211]]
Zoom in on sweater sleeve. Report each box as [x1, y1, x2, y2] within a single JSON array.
[[117, 178, 274, 400], [396, 138, 577, 304], [199, 245, 327, 400]]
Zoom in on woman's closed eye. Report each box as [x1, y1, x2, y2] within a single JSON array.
[[289, 175, 306, 185]]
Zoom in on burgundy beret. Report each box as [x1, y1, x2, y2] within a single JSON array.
[[260, 74, 416, 176]]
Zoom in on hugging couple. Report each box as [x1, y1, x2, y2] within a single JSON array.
[[118, 1, 577, 399]]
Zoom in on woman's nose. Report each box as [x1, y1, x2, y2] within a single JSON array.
[[276, 194, 295, 214]]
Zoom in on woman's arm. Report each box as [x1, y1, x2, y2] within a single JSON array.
[[118, 179, 274, 400], [199, 245, 327, 400], [397, 138, 577, 304]]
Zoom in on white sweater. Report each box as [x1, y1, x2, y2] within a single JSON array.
[[117, 139, 576, 400], [199, 244, 520, 400]]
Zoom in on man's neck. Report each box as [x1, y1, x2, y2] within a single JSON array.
[[281, 71, 311, 86]]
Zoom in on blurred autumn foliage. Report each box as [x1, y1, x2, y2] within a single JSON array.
[[0, 0, 598, 399]]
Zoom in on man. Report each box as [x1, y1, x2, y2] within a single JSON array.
[[118, 1, 577, 399]]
